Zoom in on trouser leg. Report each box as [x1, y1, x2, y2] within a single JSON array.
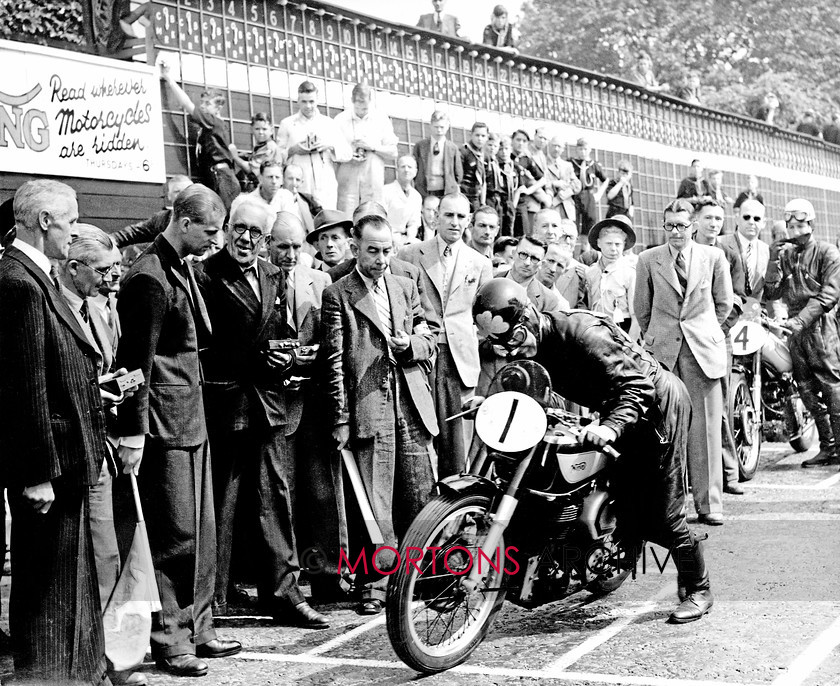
[[89, 458, 121, 613]]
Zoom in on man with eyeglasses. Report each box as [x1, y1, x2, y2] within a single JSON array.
[[765, 199, 840, 469], [718, 199, 770, 301], [635, 198, 733, 527], [400, 193, 493, 477], [201, 201, 329, 630]]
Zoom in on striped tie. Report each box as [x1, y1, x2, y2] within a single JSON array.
[[744, 242, 753, 296], [372, 279, 392, 337], [675, 251, 688, 293]]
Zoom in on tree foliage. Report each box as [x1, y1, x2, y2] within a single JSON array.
[[519, 0, 840, 127], [0, 1, 87, 46]]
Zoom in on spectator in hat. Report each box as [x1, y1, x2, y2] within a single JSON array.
[[482, 5, 518, 52], [823, 112, 840, 145], [308, 209, 353, 272], [583, 215, 638, 334]]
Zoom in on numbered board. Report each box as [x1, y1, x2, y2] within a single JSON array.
[[475, 391, 547, 452], [729, 320, 768, 356]]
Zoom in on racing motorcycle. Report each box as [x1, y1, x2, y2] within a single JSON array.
[[385, 360, 640, 674], [728, 302, 816, 480]]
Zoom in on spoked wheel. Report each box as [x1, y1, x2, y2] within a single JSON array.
[[786, 397, 816, 453], [386, 494, 507, 674], [586, 532, 643, 595], [730, 371, 761, 481]]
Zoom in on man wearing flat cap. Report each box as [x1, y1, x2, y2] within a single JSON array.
[[308, 209, 352, 272], [583, 215, 638, 334]]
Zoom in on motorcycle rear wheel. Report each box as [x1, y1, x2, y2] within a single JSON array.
[[730, 371, 761, 481], [386, 494, 507, 674]]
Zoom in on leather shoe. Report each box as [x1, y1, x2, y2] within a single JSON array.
[[723, 481, 744, 495], [274, 601, 330, 629], [802, 450, 840, 468], [155, 654, 208, 677], [196, 638, 242, 658], [668, 589, 714, 623], [697, 513, 724, 526], [109, 670, 148, 685], [358, 598, 383, 615]]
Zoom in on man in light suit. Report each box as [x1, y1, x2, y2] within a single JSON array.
[[416, 0, 460, 36], [202, 201, 329, 629], [635, 198, 733, 526], [718, 198, 769, 301], [324, 214, 438, 614], [116, 185, 241, 677], [400, 193, 494, 477], [413, 111, 463, 199], [545, 136, 581, 222], [0, 180, 109, 685]]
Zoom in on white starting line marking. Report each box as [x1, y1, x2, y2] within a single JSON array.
[[305, 613, 387, 655], [544, 584, 675, 672], [235, 651, 760, 686], [771, 612, 840, 686], [717, 512, 840, 521]]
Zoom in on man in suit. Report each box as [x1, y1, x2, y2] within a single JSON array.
[[282, 163, 322, 237], [112, 175, 193, 248], [201, 201, 329, 629], [718, 199, 770, 301], [635, 198, 734, 526], [692, 198, 747, 496], [308, 209, 352, 272], [267, 212, 339, 600], [400, 193, 493, 477], [416, 0, 460, 36], [323, 214, 438, 614], [0, 180, 109, 684], [544, 136, 581, 222], [116, 185, 241, 677], [413, 111, 463, 199]]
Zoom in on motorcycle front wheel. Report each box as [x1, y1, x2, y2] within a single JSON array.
[[730, 370, 761, 480], [386, 494, 507, 674]]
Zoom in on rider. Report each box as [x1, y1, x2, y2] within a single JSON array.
[[472, 278, 714, 623], [764, 198, 840, 468]]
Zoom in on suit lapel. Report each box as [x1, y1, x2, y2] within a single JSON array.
[[655, 247, 683, 296], [185, 261, 213, 335], [448, 247, 467, 298], [419, 241, 445, 300], [257, 259, 279, 331], [685, 245, 703, 296], [89, 305, 114, 370], [347, 271, 389, 340], [294, 266, 314, 333], [215, 250, 262, 321], [385, 273, 407, 333]]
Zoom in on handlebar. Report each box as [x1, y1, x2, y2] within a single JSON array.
[[760, 315, 792, 336]]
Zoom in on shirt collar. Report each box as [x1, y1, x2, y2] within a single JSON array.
[[356, 266, 381, 291], [437, 235, 461, 257], [11, 238, 52, 278], [668, 241, 693, 261], [62, 283, 85, 312]]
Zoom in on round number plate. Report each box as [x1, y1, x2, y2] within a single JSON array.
[[729, 319, 767, 356], [474, 391, 547, 452]]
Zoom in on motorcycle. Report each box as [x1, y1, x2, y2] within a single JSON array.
[[385, 360, 640, 674], [728, 303, 816, 480]]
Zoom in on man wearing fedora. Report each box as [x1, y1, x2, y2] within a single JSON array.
[[635, 199, 733, 526], [308, 209, 353, 273], [583, 215, 638, 335]]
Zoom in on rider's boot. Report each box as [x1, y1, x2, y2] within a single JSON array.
[[800, 381, 840, 467], [670, 538, 713, 624]]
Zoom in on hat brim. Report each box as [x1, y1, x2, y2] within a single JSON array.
[[306, 219, 353, 244], [588, 217, 636, 250]]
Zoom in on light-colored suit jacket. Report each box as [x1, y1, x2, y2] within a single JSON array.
[[545, 157, 581, 220], [399, 238, 493, 387], [323, 270, 438, 439], [635, 242, 733, 379], [287, 264, 331, 436], [718, 232, 770, 300]]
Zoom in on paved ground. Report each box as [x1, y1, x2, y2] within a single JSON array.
[[2, 441, 839, 685]]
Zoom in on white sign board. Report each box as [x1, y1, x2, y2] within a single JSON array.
[[0, 40, 165, 183]]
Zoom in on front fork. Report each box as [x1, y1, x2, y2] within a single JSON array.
[[460, 444, 538, 592], [752, 349, 762, 425]]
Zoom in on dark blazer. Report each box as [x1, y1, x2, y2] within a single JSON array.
[[676, 177, 713, 199], [460, 143, 486, 199], [116, 234, 212, 447], [413, 138, 463, 197], [323, 270, 438, 439], [417, 12, 460, 36], [0, 246, 107, 488], [201, 248, 290, 432], [714, 241, 746, 334], [112, 209, 171, 248]]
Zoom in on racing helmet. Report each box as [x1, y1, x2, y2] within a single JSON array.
[[783, 198, 815, 223], [472, 278, 529, 345]]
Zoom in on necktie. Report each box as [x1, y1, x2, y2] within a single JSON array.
[[372, 280, 393, 337], [79, 300, 89, 323], [441, 244, 453, 300], [276, 273, 292, 338], [435, 12, 442, 30], [49, 265, 61, 291], [744, 242, 753, 295], [433, 141, 440, 156], [286, 273, 296, 334], [675, 251, 688, 293]]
